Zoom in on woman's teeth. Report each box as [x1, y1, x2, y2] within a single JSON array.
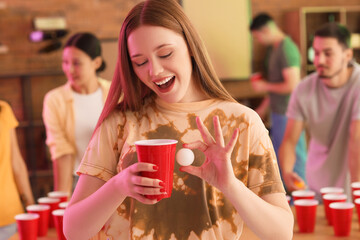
[[155, 76, 173, 86]]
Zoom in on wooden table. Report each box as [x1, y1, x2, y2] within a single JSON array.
[[10, 205, 360, 240]]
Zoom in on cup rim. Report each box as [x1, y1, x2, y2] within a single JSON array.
[[134, 139, 178, 146], [351, 182, 360, 188], [59, 202, 69, 208], [291, 190, 315, 197], [323, 193, 347, 200], [52, 209, 65, 216], [15, 213, 40, 220], [26, 204, 50, 211], [320, 187, 344, 194], [48, 191, 69, 198], [38, 197, 60, 203], [353, 190, 360, 196], [329, 202, 354, 209], [294, 199, 319, 206]]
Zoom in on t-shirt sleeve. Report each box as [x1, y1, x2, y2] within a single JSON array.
[[247, 112, 285, 196], [352, 93, 360, 120], [1, 101, 18, 129], [286, 86, 305, 121], [77, 112, 121, 182], [42, 92, 76, 160], [282, 38, 301, 68]]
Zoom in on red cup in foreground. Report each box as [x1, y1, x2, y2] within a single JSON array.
[[135, 139, 178, 201], [329, 202, 354, 237], [322, 193, 347, 225], [38, 197, 60, 228], [15, 213, 39, 240], [26, 204, 50, 236], [355, 198, 360, 228], [292, 190, 315, 201], [48, 191, 69, 203], [320, 187, 344, 196], [52, 209, 66, 240], [294, 199, 319, 233]]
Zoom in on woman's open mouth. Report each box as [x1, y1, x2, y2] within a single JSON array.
[[154, 76, 175, 90]]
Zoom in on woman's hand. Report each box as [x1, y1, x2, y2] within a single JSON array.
[[113, 162, 165, 204], [180, 116, 239, 192]]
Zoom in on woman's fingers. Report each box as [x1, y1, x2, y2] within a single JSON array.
[[129, 162, 158, 174], [225, 127, 239, 152], [196, 116, 215, 145], [131, 175, 163, 188], [180, 165, 202, 178], [183, 140, 208, 152], [213, 116, 225, 147]]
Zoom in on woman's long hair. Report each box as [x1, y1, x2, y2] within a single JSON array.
[[94, 0, 235, 133]]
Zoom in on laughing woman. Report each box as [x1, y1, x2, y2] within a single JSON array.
[[63, 1, 293, 239]]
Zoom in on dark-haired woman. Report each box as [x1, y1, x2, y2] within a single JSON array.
[[42, 32, 110, 195]]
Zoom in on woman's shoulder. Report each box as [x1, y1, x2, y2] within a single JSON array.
[[44, 83, 71, 102], [215, 100, 259, 117], [98, 77, 111, 89]]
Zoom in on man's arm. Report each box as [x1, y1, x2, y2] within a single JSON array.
[[266, 66, 300, 94], [348, 119, 360, 182], [279, 118, 305, 192], [251, 67, 300, 95]]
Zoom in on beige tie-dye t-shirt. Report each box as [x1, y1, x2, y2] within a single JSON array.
[[78, 96, 285, 240]]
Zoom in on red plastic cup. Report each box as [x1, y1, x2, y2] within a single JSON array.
[[52, 209, 66, 240], [322, 193, 347, 225], [14, 213, 39, 240], [48, 191, 69, 203], [250, 72, 262, 82], [329, 202, 354, 237], [353, 190, 360, 201], [355, 198, 360, 228], [292, 190, 315, 201], [38, 197, 60, 228], [135, 139, 178, 201], [351, 182, 360, 201], [26, 204, 50, 236], [320, 187, 344, 196], [59, 201, 69, 209], [294, 199, 319, 233]]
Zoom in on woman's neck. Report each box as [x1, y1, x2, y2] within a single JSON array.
[[71, 77, 100, 94]]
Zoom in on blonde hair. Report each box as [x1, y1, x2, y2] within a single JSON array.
[[95, 0, 235, 131]]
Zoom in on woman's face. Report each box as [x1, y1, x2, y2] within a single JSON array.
[[62, 46, 100, 90], [127, 25, 205, 103]]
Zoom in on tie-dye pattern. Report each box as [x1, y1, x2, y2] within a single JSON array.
[[78, 97, 285, 240]]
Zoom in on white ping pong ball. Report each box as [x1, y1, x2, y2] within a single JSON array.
[[176, 148, 194, 166]]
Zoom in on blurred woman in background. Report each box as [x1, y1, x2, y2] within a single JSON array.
[[42, 32, 110, 195]]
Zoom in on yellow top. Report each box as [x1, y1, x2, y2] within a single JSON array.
[[0, 100, 24, 226]]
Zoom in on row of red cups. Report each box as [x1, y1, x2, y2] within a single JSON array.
[[14, 191, 69, 240], [290, 186, 360, 237]]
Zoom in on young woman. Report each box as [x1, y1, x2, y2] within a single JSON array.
[[64, 1, 293, 239], [42, 33, 110, 194]]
